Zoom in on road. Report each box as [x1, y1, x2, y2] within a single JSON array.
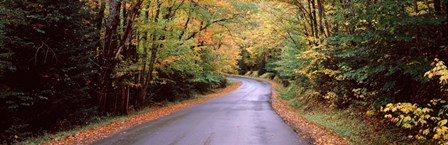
[[94, 77, 309, 145]]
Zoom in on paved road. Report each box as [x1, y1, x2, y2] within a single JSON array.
[[94, 77, 309, 145]]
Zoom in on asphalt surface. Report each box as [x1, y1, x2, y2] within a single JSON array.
[[94, 77, 309, 145]]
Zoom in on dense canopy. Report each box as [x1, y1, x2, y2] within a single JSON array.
[[1, 0, 448, 144]]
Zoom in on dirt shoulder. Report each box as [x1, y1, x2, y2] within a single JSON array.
[[269, 81, 351, 145], [43, 81, 241, 145]]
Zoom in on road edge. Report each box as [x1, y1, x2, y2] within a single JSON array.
[[233, 75, 351, 145], [42, 80, 242, 145]]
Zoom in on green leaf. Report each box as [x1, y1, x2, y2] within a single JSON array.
[[0, 52, 13, 57], [36, 29, 46, 34]]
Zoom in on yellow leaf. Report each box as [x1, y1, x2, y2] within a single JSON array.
[[403, 116, 412, 122], [422, 108, 432, 113], [440, 119, 448, 126], [403, 123, 412, 129], [434, 134, 440, 139], [423, 129, 430, 135]]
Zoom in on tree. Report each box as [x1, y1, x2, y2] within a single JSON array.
[[244, 0, 448, 143], [0, 0, 96, 142]]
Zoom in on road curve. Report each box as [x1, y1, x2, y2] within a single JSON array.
[[94, 77, 309, 145]]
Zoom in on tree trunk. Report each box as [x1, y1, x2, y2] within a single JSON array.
[[122, 1, 127, 35], [98, 0, 121, 114], [444, 1, 448, 37], [114, 0, 143, 59], [179, 11, 191, 40], [445, 0, 448, 17], [413, 0, 419, 13], [119, 85, 129, 115], [425, 0, 431, 13], [435, 0, 442, 15], [124, 86, 129, 114], [311, 0, 319, 38], [135, 4, 151, 109], [95, 0, 105, 51], [307, 0, 315, 38], [136, 0, 162, 109], [317, 0, 327, 37]]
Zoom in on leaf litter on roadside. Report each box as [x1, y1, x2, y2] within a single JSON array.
[[43, 82, 242, 145], [270, 81, 351, 145]]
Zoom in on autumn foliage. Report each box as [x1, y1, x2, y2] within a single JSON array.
[[238, 0, 448, 144], [0, 0, 244, 143]]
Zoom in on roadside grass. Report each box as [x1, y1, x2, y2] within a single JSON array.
[[17, 115, 130, 145], [18, 105, 165, 145], [17, 79, 239, 145], [298, 109, 381, 144], [275, 85, 372, 143], [227, 79, 238, 85], [277, 86, 428, 145]]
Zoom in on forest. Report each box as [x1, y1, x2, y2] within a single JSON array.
[[0, 0, 448, 144]]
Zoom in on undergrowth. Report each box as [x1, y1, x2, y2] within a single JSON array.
[[277, 82, 431, 145], [16, 115, 130, 145]]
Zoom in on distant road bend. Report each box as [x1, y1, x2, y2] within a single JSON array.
[[94, 77, 308, 145]]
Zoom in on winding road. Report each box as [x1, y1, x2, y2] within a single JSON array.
[[94, 77, 308, 145]]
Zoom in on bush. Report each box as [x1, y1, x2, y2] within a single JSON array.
[[260, 72, 274, 79], [381, 59, 448, 143]]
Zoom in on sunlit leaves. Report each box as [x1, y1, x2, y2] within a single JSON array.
[[245, 0, 447, 143], [425, 59, 448, 85], [382, 99, 448, 143]]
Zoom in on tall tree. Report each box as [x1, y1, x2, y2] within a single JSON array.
[[0, 0, 96, 142]]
